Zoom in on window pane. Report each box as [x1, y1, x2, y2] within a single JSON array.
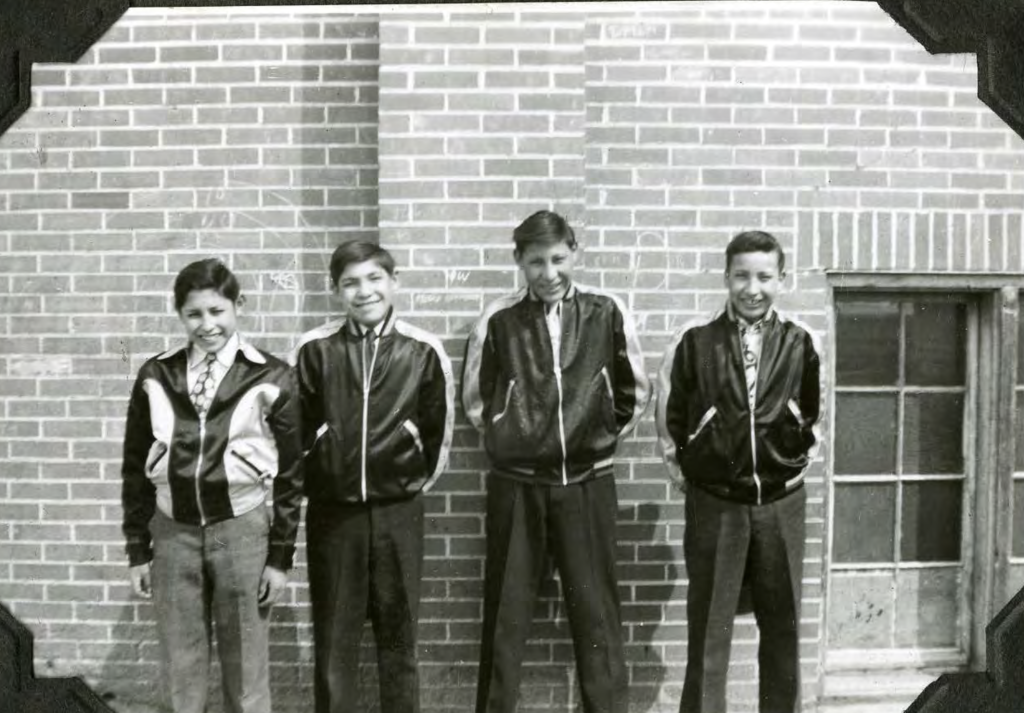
[[1015, 481, 1024, 558], [901, 481, 963, 562], [835, 393, 898, 475], [895, 569, 959, 647], [836, 300, 900, 386], [827, 572, 895, 649], [903, 393, 964, 474], [905, 302, 966, 386], [833, 483, 896, 563]]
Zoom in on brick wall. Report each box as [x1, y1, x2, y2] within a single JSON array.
[[2, 3, 1024, 713]]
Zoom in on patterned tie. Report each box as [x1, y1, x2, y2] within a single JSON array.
[[740, 323, 761, 406], [191, 352, 217, 416]]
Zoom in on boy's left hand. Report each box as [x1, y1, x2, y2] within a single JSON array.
[[258, 565, 288, 607]]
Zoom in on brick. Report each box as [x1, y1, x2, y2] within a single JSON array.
[[825, 129, 884, 147], [416, 26, 480, 44], [708, 44, 767, 61]]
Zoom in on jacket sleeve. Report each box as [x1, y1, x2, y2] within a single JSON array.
[[292, 342, 324, 454], [798, 328, 824, 459], [265, 366, 305, 572], [121, 374, 157, 567], [609, 295, 651, 438], [655, 328, 691, 490], [461, 312, 497, 433], [418, 340, 455, 492]]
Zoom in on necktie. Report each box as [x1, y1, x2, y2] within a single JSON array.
[[191, 352, 217, 416], [740, 323, 761, 406]]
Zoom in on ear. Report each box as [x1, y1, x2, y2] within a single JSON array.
[[235, 295, 247, 311], [391, 270, 400, 288]]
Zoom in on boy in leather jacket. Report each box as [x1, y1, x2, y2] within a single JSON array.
[[462, 210, 651, 713], [292, 241, 455, 713], [655, 231, 822, 713]]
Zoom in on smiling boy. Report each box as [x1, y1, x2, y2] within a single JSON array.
[[655, 231, 822, 713], [462, 210, 650, 713], [121, 258, 303, 713], [292, 241, 454, 713]]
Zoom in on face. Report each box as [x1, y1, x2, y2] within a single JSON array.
[[334, 259, 397, 328], [178, 289, 240, 354], [515, 240, 578, 305], [725, 250, 785, 323]]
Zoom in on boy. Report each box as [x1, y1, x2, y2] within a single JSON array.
[[655, 231, 822, 713], [121, 258, 304, 713], [462, 209, 651, 713], [292, 241, 455, 713]]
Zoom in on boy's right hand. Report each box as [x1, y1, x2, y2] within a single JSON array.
[[130, 562, 153, 599]]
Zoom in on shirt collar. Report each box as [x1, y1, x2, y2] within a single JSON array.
[[188, 332, 240, 370], [726, 301, 775, 330]]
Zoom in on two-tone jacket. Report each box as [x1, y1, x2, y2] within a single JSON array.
[[291, 309, 455, 504], [655, 306, 822, 505], [462, 283, 651, 485], [121, 340, 304, 570]]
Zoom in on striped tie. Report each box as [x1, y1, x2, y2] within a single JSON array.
[[191, 352, 217, 416]]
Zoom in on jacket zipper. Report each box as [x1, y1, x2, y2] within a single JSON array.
[[361, 335, 380, 501], [195, 414, 208, 525], [744, 326, 763, 506], [549, 306, 568, 486]]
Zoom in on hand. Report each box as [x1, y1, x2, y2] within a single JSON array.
[[130, 562, 152, 599], [258, 565, 288, 607]]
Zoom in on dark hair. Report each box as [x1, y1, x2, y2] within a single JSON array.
[[725, 230, 786, 272], [512, 210, 578, 253], [330, 240, 397, 286], [173, 258, 241, 311]]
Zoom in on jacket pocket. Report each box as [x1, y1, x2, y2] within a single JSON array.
[[687, 406, 718, 444], [760, 400, 813, 467], [491, 379, 516, 424], [402, 419, 424, 454], [679, 405, 721, 476], [145, 441, 169, 480], [230, 448, 271, 485]]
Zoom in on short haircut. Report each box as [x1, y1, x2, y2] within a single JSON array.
[[329, 240, 396, 286], [725, 230, 786, 272], [173, 258, 241, 311], [512, 209, 578, 253]]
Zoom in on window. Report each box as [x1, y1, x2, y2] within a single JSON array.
[[828, 295, 971, 658]]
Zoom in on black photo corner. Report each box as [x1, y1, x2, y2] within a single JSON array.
[[1, 0, 1024, 712]]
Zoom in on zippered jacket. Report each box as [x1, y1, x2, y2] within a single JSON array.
[[462, 284, 650, 485], [291, 310, 455, 504], [655, 307, 822, 505], [121, 341, 304, 570]]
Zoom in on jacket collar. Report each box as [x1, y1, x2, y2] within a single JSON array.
[[725, 301, 776, 330], [527, 282, 577, 310], [156, 333, 266, 365], [344, 306, 397, 339]]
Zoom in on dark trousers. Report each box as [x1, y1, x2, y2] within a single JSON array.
[[306, 495, 424, 713], [475, 474, 628, 713], [680, 485, 806, 713]]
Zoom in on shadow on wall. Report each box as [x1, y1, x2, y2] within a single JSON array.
[[622, 501, 683, 713]]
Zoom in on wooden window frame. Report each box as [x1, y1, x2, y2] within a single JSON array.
[[826, 271, 1024, 672]]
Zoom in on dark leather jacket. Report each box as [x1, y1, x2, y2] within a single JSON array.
[[292, 309, 454, 504], [656, 306, 822, 505], [462, 284, 651, 485]]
